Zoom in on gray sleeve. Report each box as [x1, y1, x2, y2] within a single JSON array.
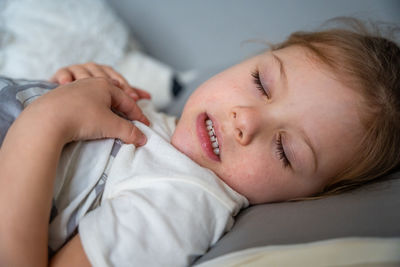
[[0, 76, 57, 145]]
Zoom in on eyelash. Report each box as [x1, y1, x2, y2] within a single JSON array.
[[276, 134, 290, 168], [251, 70, 270, 98]]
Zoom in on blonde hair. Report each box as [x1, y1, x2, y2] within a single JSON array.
[[273, 18, 400, 198]]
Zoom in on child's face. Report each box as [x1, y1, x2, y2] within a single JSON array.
[[171, 45, 364, 204]]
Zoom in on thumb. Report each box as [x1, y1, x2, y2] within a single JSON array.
[[104, 112, 147, 146]]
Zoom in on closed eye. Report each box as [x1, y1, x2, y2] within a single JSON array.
[[276, 133, 290, 168], [251, 70, 270, 98]]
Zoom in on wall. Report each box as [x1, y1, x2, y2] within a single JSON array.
[[109, 0, 400, 71]]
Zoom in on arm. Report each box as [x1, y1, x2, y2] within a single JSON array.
[[0, 77, 149, 266], [0, 102, 66, 267], [49, 235, 90, 267]]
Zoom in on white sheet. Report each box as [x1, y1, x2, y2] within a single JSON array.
[[196, 237, 400, 267]]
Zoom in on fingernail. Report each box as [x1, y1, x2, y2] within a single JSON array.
[[60, 79, 69, 84], [129, 92, 139, 100], [138, 134, 147, 146], [143, 117, 151, 126]]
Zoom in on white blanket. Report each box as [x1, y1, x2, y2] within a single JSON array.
[[197, 237, 400, 267], [0, 0, 174, 108]]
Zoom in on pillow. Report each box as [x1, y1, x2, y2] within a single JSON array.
[[0, 0, 134, 79], [195, 171, 400, 264], [0, 0, 175, 108]]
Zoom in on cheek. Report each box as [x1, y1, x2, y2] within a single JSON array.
[[171, 122, 196, 160], [218, 155, 274, 198], [195, 75, 239, 102]]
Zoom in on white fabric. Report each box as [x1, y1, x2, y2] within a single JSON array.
[[0, 0, 134, 79], [49, 140, 115, 249], [116, 51, 174, 108], [49, 100, 248, 266], [0, 0, 174, 108], [196, 237, 400, 267]]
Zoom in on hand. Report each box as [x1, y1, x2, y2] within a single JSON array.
[[50, 62, 151, 101], [25, 77, 150, 146]]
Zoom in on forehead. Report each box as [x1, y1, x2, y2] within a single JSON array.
[[270, 45, 362, 112]]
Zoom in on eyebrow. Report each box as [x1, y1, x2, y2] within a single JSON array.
[[271, 53, 288, 86]]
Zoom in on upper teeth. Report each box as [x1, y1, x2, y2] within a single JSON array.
[[206, 119, 220, 155]]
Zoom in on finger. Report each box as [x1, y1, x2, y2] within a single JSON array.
[[68, 65, 91, 80], [102, 65, 128, 85], [111, 79, 124, 90], [50, 69, 74, 84], [126, 91, 139, 101], [102, 66, 138, 98], [85, 63, 110, 79], [103, 111, 147, 146], [110, 87, 150, 126], [134, 87, 152, 100]]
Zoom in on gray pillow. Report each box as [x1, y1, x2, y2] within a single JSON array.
[[195, 172, 400, 264]]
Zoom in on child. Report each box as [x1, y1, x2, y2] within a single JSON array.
[[0, 21, 399, 266]]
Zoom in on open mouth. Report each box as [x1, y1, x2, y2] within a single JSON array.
[[196, 113, 221, 162], [205, 119, 220, 156]]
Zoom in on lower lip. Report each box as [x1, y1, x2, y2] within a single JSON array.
[[196, 113, 220, 162]]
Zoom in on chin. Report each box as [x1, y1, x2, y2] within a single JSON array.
[[171, 132, 194, 159]]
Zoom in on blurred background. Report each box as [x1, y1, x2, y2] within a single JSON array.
[[108, 0, 400, 71]]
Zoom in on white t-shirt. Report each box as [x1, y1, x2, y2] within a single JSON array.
[[47, 100, 248, 266]]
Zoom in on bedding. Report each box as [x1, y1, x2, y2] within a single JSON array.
[[0, 0, 175, 108], [195, 169, 400, 264], [0, 0, 133, 80], [196, 237, 400, 267]]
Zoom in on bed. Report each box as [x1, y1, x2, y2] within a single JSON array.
[[1, 0, 399, 265]]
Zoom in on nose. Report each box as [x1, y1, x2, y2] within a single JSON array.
[[230, 106, 261, 146]]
